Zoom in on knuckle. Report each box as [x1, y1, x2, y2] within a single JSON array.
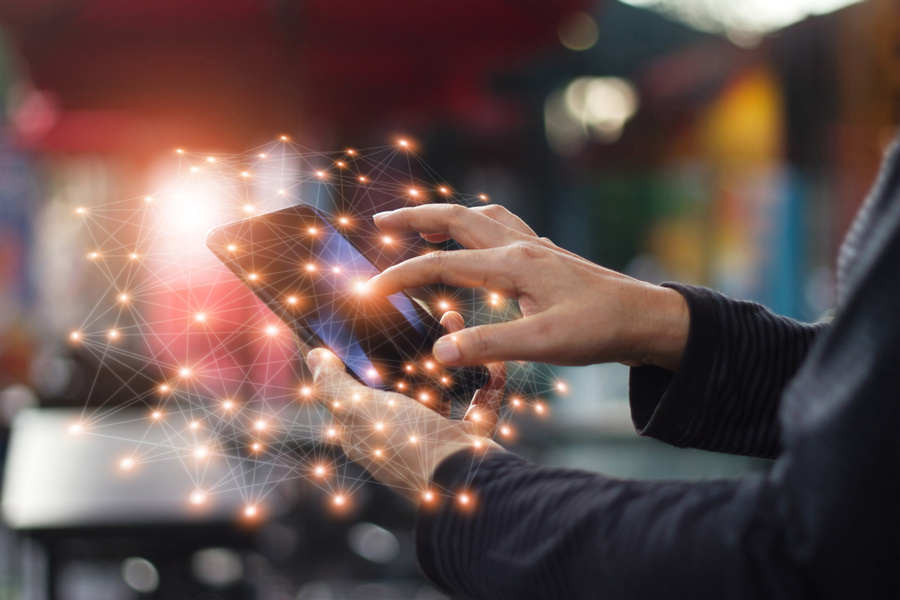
[[468, 327, 494, 357], [477, 204, 510, 219], [508, 240, 545, 262]]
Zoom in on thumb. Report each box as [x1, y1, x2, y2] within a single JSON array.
[[432, 318, 539, 365], [307, 348, 358, 404]]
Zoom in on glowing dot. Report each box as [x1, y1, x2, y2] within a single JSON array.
[[286, 295, 299, 305], [247, 272, 259, 281], [241, 172, 249, 178], [69, 331, 81, 342], [144, 196, 153, 202], [179, 367, 191, 377], [332, 401, 340, 408], [535, 403, 545, 415], [206, 156, 215, 163], [387, 399, 395, 406], [382, 236, 393, 244], [375, 422, 384, 431], [251, 442, 261, 451], [347, 149, 355, 155], [222, 400, 234, 410], [194, 313, 207, 322], [373, 449, 383, 457], [315, 465, 325, 476], [352, 394, 361, 402], [76, 207, 86, 214], [120, 457, 134, 470], [338, 217, 350, 225], [255, 419, 266, 431], [243, 204, 255, 213], [280, 135, 288, 141], [190, 166, 199, 172], [152, 411, 162, 419], [336, 161, 345, 167], [500, 425, 512, 436], [176, 149, 184, 154], [439, 301, 450, 310], [353, 281, 368, 294], [556, 382, 568, 393], [244, 505, 258, 517], [300, 386, 312, 397], [259, 153, 266, 158], [358, 176, 367, 183], [129, 252, 139, 260], [305, 263, 316, 272], [459, 493, 470, 505], [118, 292, 129, 303], [69, 423, 82, 435], [194, 446, 208, 459], [326, 428, 337, 438], [469, 411, 482, 422], [479, 194, 488, 201], [266, 324, 279, 336], [333, 495, 346, 506], [396, 382, 405, 390], [439, 186, 448, 194], [408, 435, 417, 444], [408, 189, 419, 197], [366, 368, 378, 379], [406, 364, 414, 372], [108, 329, 120, 340], [332, 266, 341, 273], [512, 397, 521, 407], [425, 361, 435, 370], [190, 490, 206, 505], [441, 377, 449, 384], [399, 140, 408, 147], [316, 171, 325, 178], [87, 251, 100, 260], [419, 393, 429, 402], [473, 440, 483, 449], [159, 384, 170, 393], [227, 244, 237, 252], [423, 491, 434, 502], [189, 421, 200, 430], [278, 189, 286, 195]]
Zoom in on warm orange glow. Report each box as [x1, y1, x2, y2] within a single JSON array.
[[69, 331, 81, 342], [190, 490, 206, 505], [107, 329, 120, 340]]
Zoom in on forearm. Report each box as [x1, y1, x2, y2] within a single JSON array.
[[417, 450, 787, 599], [630, 284, 827, 458]]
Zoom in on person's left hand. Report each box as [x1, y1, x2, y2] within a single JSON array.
[[307, 311, 505, 504]]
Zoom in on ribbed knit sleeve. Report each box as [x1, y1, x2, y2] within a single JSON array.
[[417, 449, 778, 599], [629, 284, 827, 459]]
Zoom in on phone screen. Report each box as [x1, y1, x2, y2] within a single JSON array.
[[207, 205, 488, 411]]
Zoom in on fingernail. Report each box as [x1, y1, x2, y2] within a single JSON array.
[[366, 274, 382, 291], [433, 337, 460, 363], [373, 211, 393, 221], [307, 348, 324, 370]]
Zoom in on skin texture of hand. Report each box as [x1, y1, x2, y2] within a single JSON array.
[[307, 311, 504, 505], [366, 204, 690, 371]]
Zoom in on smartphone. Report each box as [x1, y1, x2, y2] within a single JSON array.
[[206, 204, 489, 415]]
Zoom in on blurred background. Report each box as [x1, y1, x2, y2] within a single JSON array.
[[0, 0, 896, 598]]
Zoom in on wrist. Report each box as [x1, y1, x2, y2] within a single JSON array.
[[632, 285, 689, 372]]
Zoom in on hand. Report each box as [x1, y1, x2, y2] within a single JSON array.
[[307, 311, 504, 504], [367, 204, 689, 371]]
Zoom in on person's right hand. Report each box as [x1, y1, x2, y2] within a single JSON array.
[[367, 204, 689, 371]]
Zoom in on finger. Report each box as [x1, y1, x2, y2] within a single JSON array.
[[464, 360, 506, 437], [440, 310, 465, 334], [367, 249, 519, 297], [373, 205, 524, 250], [472, 205, 537, 238], [433, 318, 547, 366], [307, 349, 365, 407]]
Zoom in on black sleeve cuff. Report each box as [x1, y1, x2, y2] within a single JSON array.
[[629, 283, 721, 447]]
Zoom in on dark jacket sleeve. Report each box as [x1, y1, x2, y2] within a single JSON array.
[[629, 284, 827, 459], [416, 192, 900, 599]]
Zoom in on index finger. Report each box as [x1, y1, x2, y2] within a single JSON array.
[[373, 205, 523, 250]]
